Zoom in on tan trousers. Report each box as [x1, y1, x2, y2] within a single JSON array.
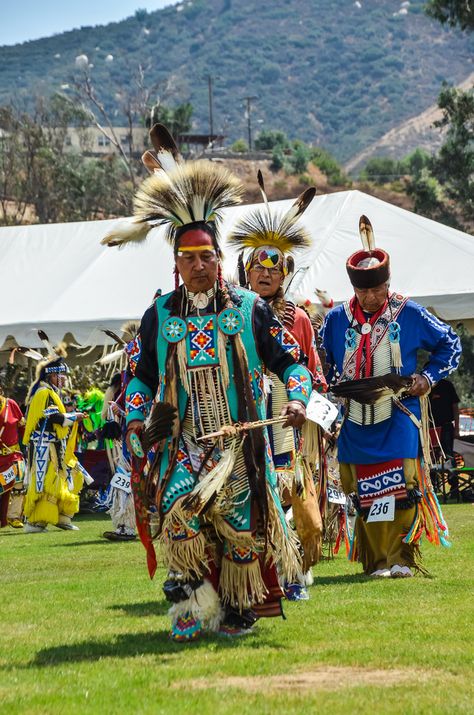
[[340, 460, 419, 573]]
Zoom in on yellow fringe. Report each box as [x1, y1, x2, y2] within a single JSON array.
[[420, 395, 434, 474], [219, 555, 267, 611]]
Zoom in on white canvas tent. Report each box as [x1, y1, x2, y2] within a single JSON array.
[[0, 189, 473, 350]]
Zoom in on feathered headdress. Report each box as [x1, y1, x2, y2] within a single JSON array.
[[346, 215, 390, 289], [101, 124, 243, 255], [26, 332, 69, 401], [97, 320, 141, 377], [228, 171, 315, 277]]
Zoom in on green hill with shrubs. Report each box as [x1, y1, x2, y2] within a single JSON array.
[[0, 0, 472, 161]]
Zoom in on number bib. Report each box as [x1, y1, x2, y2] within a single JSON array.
[[110, 469, 132, 494], [367, 495, 395, 523], [327, 485, 346, 504], [306, 391, 339, 431], [0, 465, 17, 492]]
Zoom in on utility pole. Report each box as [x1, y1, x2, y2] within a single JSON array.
[[207, 75, 214, 146], [243, 95, 258, 151]]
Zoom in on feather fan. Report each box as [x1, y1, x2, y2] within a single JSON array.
[[120, 320, 140, 343], [331, 374, 413, 405], [142, 402, 178, 451]]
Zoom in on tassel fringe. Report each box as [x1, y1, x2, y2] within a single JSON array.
[[390, 340, 403, 371], [219, 556, 267, 611], [160, 510, 209, 579], [266, 483, 303, 585]]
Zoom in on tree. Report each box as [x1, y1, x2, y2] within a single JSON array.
[[359, 156, 401, 184], [70, 60, 175, 190], [148, 102, 193, 143], [399, 148, 432, 178], [451, 324, 474, 405], [433, 84, 474, 224], [404, 167, 458, 224], [0, 95, 129, 225], [254, 130, 290, 151], [231, 138, 248, 153], [270, 147, 286, 172], [289, 141, 310, 175], [425, 0, 474, 31], [310, 147, 348, 186]]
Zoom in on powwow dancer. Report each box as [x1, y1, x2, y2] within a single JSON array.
[[102, 124, 312, 641], [229, 171, 327, 599], [99, 322, 142, 542], [23, 342, 87, 533], [0, 386, 25, 529], [322, 216, 461, 577]]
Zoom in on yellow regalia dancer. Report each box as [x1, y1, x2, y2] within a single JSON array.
[[23, 344, 87, 533]]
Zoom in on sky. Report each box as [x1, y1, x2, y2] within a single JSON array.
[[1, 1, 174, 46]]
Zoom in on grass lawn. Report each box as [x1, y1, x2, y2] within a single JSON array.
[[1, 504, 472, 714]]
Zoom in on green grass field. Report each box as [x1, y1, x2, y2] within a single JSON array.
[[1, 504, 472, 715]]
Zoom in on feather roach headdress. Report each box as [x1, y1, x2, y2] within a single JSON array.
[[228, 171, 315, 278], [102, 124, 243, 256], [346, 216, 390, 289]]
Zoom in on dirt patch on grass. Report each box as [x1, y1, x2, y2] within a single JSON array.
[[182, 666, 429, 693]]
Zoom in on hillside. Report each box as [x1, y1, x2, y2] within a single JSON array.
[[345, 72, 474, 173], [0, 0, 472, 162]]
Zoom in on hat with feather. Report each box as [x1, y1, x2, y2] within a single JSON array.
[[346, 216, 390, 289], [228, 171, 316, 283], [101, 124, 243, 259]]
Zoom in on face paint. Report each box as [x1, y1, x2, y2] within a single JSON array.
[[176, 229, 215, 256], [175, 229, 219, 292]]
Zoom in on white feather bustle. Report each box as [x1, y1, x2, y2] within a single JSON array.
[[168, 579, 223, 632]]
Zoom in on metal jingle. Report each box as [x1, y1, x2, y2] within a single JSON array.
[[361, 322, 372, 335], [192, 292, 209, 309]]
